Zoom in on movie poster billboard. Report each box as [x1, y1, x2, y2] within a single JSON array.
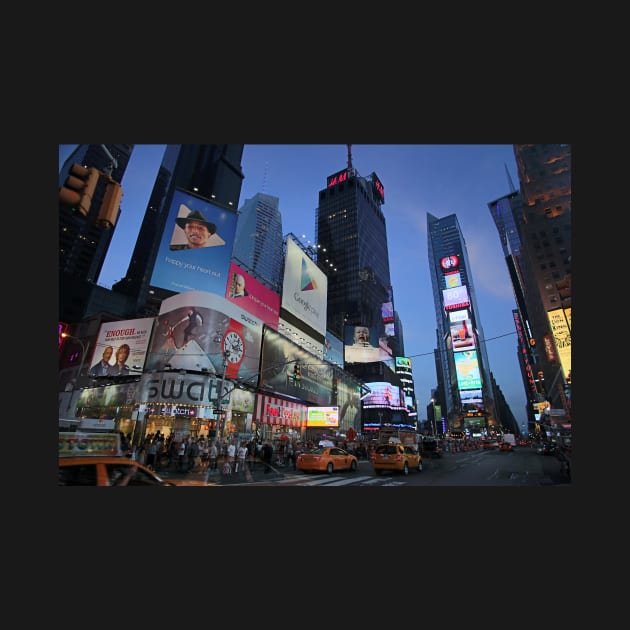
[[547, 308, 571, 378], [150, 188, 238, 296], [281, 237, 328, 336], [145, 290, 263, 384], [259, 327, 333, 406], [344, 324, 393, 364], [225, 261, 281, 329], [88, 318, 155, 377], [454, 350, 482, 390]]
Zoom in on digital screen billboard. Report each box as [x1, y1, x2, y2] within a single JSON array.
[[449, 311, 475, 352], [225, 261, 280, 329], [150, 189, 237, 295], [454, 350, 482, 390], [306, 407, 339, 427], [442, 285, 470, 311], [259, 327, 333, 406], [281, 237, 328, 336], [344, 324, 393, 364], [361, 382, 405, 410]]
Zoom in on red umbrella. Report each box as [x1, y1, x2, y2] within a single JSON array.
[[279, 434, 290, 441]]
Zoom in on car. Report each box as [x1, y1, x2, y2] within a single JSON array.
[[58, 455, 184, 486], [420, 438, 442, 458], [296, 447, 358, 474], [498, 442, 513, 452], [482, 439, 497, 449], [371, 443, 423, 475]]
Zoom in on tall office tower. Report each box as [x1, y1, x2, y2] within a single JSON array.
[[59, 144, 134, 322], [112, 144, 245, 316], [315, 148, 392, 340], [427, 212, 497, 434], [232, 193, 283, 291], [512, 143, 571, 419]]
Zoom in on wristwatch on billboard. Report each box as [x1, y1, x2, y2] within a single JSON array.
[[222, 319, 245, 379]]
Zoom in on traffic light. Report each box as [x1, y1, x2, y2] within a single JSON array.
[[97, 178, 122, 228], [59, 163, 100, 217]]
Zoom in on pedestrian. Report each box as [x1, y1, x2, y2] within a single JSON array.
[[200, 438, 209, 471], [208, 440, 218, 472], [226, 441, 236, 472], [187, 438, 199, 472], [262, 441, 273, 474], [177, 440, 187, 471], [236, 443, 248, 473]]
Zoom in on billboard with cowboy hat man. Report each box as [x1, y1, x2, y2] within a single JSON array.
[[150, 188, 238, 297]]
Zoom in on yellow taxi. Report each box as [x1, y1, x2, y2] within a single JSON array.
[[371, 443, 423, 475], [296, 446, 358, 474], [58, 431, 211, 486]]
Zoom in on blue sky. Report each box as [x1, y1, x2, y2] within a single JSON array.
[[59, 144, 527, 429]]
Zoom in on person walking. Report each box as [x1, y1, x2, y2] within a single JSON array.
[[262, 441, 273, 474], [226, 441, 236, 473], [208, 441, 218, 473], [236, 443, 248, 473]]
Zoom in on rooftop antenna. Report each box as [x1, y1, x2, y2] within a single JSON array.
[[262, 160, 269, 194], [347, 144, 353, 173], [505, 162, 517, 193]]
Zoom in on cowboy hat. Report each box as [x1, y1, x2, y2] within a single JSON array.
[[176, 210, 217, 234]]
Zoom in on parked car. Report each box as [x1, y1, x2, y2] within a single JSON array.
[[296, 447, 358, 474], [372, 443, 423, 475]]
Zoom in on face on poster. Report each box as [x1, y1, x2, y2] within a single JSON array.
[[150, 189, 237, 295]]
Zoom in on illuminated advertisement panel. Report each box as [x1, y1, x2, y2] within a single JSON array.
[[454, 351, 482, 390], [88, 318, 156, 377], [460, 389, 483, 404], [444, 271, 461, 288], [146, 290, 263, 383], [225, 261, 280, 329], [281, 237, 328, 336], [547, 308, 572, 378], [259, 327, 333, 406], [344, 324, 393, 364], [442, 285, 470, 311], [362, 382, 405, 410], [440, 255, 459, 272], [381, 301, 394, 323], [307, 407, 339, 427], [384, 322, 395, 336], [150, 188, 238, 295], [58, 322, 69, 349], [449, 311, 475, 352]]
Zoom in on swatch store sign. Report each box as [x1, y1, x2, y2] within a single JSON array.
[[139, 372, 225, 409]]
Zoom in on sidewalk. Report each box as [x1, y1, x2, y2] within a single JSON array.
[[156, 456, 290, 486]]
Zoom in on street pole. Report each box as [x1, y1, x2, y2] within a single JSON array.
[[62, 334, 90, 414], [215, 351, 228, 444]]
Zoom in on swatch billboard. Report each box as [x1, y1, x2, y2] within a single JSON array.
[[150, 188, 238, 296], [145, 290, 263, 383]]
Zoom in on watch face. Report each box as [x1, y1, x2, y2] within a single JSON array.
[[223, 331, 244, 363]]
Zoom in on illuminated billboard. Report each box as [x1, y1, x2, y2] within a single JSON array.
[[259, 327, 333, 406], [361, 382, 405, 410], [344, 324, 393, 364], [150, 188, 238, 295], [442, 285, 470, 311], [88, 318, 156, 377], [449, 311, 475, 352], [146, 290, 263, 383], [444, 271, 462, 288], [281, 237, 328, 336], [306, 407, 339, 427], [381, 301, 394, 323], [454, 350, 482, 390], [225, 262, 280, 329], [547, 308, 571, 378]]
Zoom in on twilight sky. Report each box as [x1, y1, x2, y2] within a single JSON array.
[[59, 144, 527, 429]]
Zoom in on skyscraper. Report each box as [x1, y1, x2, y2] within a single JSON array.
[[112, 144, 245, 316], [427, 212, 497, 434], [232, 192, 283, 291]]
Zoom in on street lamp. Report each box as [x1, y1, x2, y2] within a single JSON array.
[[429, 398, 437, 436]]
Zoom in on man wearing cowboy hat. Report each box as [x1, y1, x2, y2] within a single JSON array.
[[171, 209, 217, 250]]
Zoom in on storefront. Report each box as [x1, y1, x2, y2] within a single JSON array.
[[254, 393, 307, 444]]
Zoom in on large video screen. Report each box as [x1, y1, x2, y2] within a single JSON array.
[[454, 350, 482, 390]]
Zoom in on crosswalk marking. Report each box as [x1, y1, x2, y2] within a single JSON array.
[[268, 474, 401, 487]]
